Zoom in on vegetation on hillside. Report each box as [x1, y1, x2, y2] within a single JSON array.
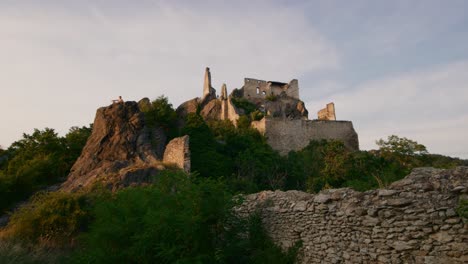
[[1, 95, 467, 262], [0, 126, 92, 214]]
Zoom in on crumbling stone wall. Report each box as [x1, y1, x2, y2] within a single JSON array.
[[163, 135, 190, 173], [252, 117, 359, 155], [243, 78, 299, 102], [318, 102, 336, 121], [236, 167, 468, 263]]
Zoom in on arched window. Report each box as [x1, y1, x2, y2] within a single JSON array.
[[256, 87, 260, 94]]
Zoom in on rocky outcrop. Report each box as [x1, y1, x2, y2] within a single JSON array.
[[62, 101, 189, 191], [236, 167, 468, 263], [263, 94, 309, 119]]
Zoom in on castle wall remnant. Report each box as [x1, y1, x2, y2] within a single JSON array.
[[252, 117, 359, 155], [202, 67, 216, 102], [243, 78, 299, 102], [180, 67, 360, 154], [236, 167, 468, 264], [318, 102, 336, 121], [163, 135, 191, 173]]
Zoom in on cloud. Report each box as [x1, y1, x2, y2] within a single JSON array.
[[307, 61, 468, 158], [0, 1, 338, 147]]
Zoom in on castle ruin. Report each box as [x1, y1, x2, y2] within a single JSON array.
[[177, 67, 359, 155]]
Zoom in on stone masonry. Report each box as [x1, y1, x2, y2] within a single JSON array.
[[252, 118, 359, 155], [183, 67, 360, 155], [163, 135, 190, 173], [236, 167, 468, 263], [318, 102, 336, 121]]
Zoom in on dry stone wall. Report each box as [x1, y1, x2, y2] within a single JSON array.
[[236, 167, 468, 263]]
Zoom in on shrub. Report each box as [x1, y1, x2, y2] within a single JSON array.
[[0, 241, 66, 264], [457, 199, 468, 220], [231, 97, 257, 115], [71, 171, 300, 263], [1, 191, 90, 247], [265, 94, 277, 101]]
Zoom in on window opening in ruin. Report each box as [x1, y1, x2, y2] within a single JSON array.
[[262, 91, 266, 95], [256, 87, 260, 94]]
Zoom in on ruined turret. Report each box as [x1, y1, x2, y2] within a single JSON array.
[[318, 103, 336, 121], [220, 83, 228, 100], [202, 67, 216, 102]]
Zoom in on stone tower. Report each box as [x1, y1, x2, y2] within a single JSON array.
[[202, 67, 216, 103], [203, 67, 212, 98], [318, 103, 336, 121], [220, 83, 228, 100]]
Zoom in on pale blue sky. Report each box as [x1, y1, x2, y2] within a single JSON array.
[[1, 0, 467, 158]]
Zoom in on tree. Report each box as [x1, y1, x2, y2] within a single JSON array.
[[63, 125, 93, 164], [144, 95, 177, 129], [376, 135, 428, 156]]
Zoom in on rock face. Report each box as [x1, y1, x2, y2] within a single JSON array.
[[62, 101, 189, 191], [236, 167, 468, 263]]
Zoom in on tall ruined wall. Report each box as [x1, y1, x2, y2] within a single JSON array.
[[242, 78, 299, 102], [318, 102, 336, 121], [163, 135, 190, 173], [236, 167, 468, 264], [243, 78, 269, 100], [252, 118, 359, 155], [220, 97, 240, 125]]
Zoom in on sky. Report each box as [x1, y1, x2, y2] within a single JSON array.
[[1, 0, 467, 158]]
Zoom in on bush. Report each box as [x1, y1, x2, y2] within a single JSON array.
[[71, 171, 300, 263], [0, 241, 66, 264], [1, 191, 90, 247], [231, 97, 257, 115], [0, 126, 91, 214], [457, 199, 468, 220]]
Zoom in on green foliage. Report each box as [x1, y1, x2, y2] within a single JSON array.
[[236, 115, 252, 130], [63, 125, 92, 164], [457, 199, 468, 220], [143, 95, 178, 139], [243, 214, 302, 264], [285, 140, 409, 193], [0, 242, 66, 264], [376, 135, 428, 156], [71, 171, 298, 263], [183, 113, 233, 178], [231, 97, 257, 115], [265, 94, 278, 101], [250, 110, 264, 121], [1, 191, 90, 247], [0, 126, 91, 214]]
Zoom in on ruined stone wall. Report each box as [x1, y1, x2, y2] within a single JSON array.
[[236, 167, 468, 264], [287, 79, 299, 99], [252, 117, 359, 155], [220, 97, 240, 125], [163, 135, 190, 173], [242, 78, 299, 102], [318, 102, 336, 121], [243, 78, 270, 100]]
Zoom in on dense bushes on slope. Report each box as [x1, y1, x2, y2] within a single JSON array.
[[1, 96, 467, 263], [0, 126, 92, 214]]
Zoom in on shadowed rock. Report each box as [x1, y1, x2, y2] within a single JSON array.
[[62, 101, 167, 191]]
